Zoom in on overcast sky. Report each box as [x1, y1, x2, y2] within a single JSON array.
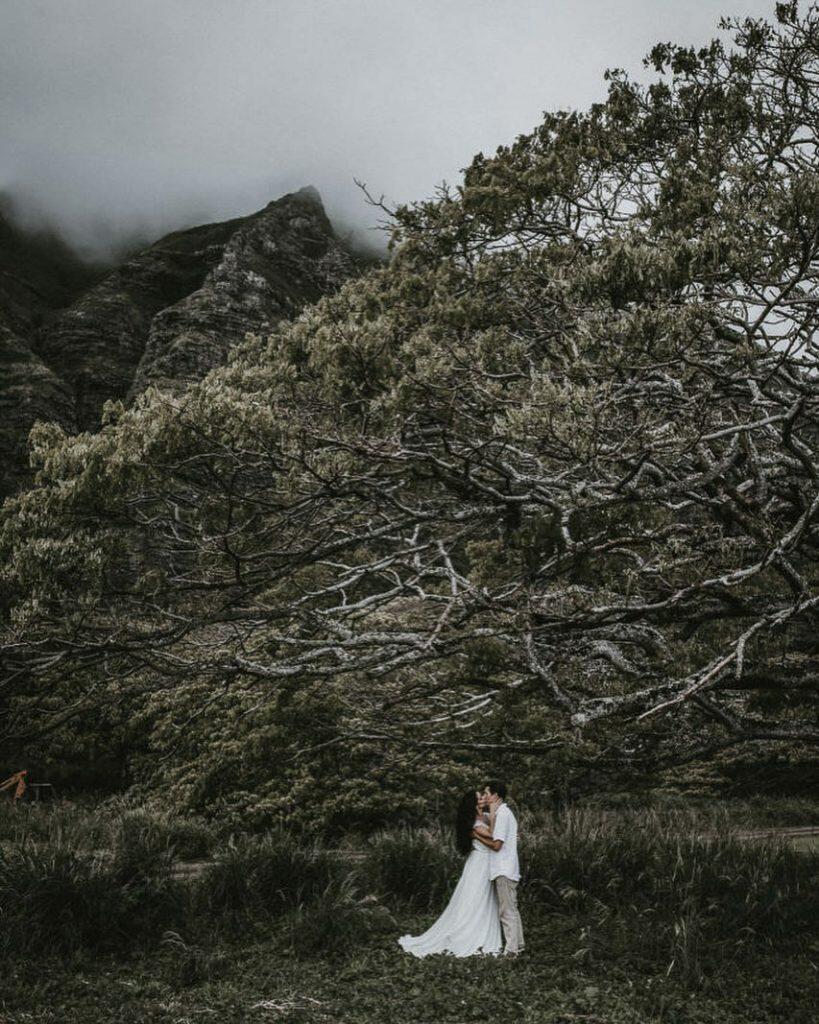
[[1, 0, 777, 258]]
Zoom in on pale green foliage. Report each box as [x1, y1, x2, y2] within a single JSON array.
[[1, 5, 818, 812]]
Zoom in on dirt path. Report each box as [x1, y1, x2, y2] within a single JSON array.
[[732, 825, 819, 852]]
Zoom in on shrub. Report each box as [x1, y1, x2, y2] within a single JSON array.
[[162, 815, 216, 860], [363, 826, 460, 910], [106, 811, 176, 884], [0, 843, 186, 956], [99, 806, 216, 866], [197, 830, 335, 928], [284, 876, 394, 957]]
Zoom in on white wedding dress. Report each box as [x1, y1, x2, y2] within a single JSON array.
[[397, 819, 502, 957]]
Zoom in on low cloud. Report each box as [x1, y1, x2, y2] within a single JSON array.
[[0, 0, 775, 259]]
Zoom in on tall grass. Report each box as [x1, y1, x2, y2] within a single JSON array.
[[281, 876, 395, 957], [0, 801, 211, 956], [363, 825, 461, 909], [519, 807, 819, 984], [0, 796, 217, 859], [197, 830, 337, 929], [0, 843, 186, 956], [0, 799, 815, 979]]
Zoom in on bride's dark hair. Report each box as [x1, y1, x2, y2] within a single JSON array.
[[454, 790, 479, 856]]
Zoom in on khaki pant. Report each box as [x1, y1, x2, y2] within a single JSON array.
[[493, 875, 524, 953]]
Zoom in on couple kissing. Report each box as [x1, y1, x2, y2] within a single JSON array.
[[398, 781, 524, 958]]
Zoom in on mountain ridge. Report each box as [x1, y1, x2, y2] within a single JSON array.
[[0, 188, 363, 498]]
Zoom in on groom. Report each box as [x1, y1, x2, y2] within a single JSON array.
[[480, 780, 524, 955]]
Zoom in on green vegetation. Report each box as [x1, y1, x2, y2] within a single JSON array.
[[199, 831, 338, 930], [1, 6, 818, 1020], [1, 799, 817, 1022], [363, 825, 461, 910], [2, 6, 818, 821]]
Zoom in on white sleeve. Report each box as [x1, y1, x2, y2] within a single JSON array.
[[493, 805, 511, 843]]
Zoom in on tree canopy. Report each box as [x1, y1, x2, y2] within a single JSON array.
[[2, 4, 818, 806]]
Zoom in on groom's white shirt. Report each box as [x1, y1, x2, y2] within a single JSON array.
[[489, 802, 520, 881]]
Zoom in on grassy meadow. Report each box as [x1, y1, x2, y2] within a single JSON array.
[[0, 796, 817, 1023]]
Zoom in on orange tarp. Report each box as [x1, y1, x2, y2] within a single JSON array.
[[0, 770, 27, 800]]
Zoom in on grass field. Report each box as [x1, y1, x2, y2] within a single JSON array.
[[1, 797, 817, 1023]]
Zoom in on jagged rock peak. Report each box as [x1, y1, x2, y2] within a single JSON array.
[[128, 188, 358, 397]]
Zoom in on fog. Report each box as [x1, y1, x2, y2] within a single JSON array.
[[1, 0, 776, 260]]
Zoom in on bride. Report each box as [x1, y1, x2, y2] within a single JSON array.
[[397, 789, 502, 957]]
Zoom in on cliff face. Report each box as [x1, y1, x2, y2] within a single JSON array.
[[34, 214, 243, 432], [0, 188, 360, 498], [0, 206, 101, 497], [129, 186, 355, 396]]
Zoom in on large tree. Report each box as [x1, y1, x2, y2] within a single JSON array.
[[2, 3, 818, 783]]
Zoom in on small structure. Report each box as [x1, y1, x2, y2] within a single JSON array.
[[29, 782, 56, 802]]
